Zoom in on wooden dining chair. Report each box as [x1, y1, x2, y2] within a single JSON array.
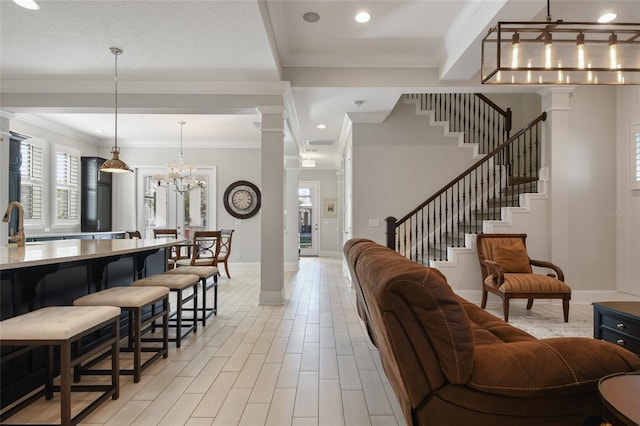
[[127, 230, 142, 239], [153, 228, 180, 269], [217, 229, 235, 278]]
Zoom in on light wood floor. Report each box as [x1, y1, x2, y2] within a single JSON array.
[[5, 256, 594, 426]]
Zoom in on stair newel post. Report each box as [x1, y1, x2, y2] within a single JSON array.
[[385, 216, 397, 250]]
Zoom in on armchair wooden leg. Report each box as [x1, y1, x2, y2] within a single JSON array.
[[224, 259, 230, 279], [562, 299, 570, 323], [526, 298, 534, 310], [481, 290, 488, 308], [502, 297, 510, 322]]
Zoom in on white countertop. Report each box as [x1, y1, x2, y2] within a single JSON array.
[[0, 238, 185, 270]]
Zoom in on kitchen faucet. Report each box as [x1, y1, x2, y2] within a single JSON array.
[[3, 201, 25, 247]]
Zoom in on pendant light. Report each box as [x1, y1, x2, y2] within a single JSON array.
[[100, 47, 133, 173], [481, 0, 640, 85]]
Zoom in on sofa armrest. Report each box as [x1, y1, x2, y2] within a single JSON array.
[[468, 338, 640, 398]]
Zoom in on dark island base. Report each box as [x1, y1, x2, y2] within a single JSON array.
[[1, 247, 167, 408]]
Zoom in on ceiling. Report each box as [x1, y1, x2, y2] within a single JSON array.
[[1, 0, 638, 169]]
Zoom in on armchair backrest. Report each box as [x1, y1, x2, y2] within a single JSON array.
[[218, 229, 234, 261], [189, 230, 221, 266], [153, 228, 178, 239], [476, 233, 529, 279]]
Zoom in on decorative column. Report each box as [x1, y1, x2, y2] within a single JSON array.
[[336, 168, 344, 254], [539, 87, 574, 274], [284, 155, 300, 271], [0, 111, 13, 246], [258, 106, 285, 305]]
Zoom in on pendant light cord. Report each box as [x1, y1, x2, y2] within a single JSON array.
[[546, 0, 551, 22], [110, 47, 123, 152]]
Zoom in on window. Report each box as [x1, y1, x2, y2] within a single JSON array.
[[20, 140, 44, 223], [55, 149, 80, 222]]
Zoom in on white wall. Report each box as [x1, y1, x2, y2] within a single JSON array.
[[351, 100, 480, 244], [299, 169, 340, 256], [483, 93, 541, 132], [113, 145, 262, 263], [616, 86, 640, 297]]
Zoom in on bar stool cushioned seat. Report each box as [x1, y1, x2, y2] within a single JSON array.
[[74, 286, 169, 383], [131, 273, 199, 348], [0, 306, 120, 426], [166, 265, 219, 325]]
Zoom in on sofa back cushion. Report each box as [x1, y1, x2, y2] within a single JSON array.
[[349, 241, 476, 391]]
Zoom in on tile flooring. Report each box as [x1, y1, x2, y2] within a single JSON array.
[[5, 256, 594, 425]]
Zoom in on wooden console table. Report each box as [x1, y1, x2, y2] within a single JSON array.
[[593, 301, 640, 357]]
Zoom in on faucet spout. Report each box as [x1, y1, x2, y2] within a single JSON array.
[[3, 202, 25, 247]]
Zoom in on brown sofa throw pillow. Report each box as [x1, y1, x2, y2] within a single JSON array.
[[492, 241, 532, 273]]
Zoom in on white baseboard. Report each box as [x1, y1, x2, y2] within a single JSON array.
[[285, 262, 299, 272], [259, 289, 285, 305], [227, 262, 260, 271], [319, 251, 341, 258]]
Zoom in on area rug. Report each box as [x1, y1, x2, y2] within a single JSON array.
[[483, 302, 593, 339]]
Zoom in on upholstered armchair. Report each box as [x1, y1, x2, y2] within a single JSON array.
[[476, 233, 571, 322]]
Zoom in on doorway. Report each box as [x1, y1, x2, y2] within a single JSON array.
[[299, 181, 319, 256]]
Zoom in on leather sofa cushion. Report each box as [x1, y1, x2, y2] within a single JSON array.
[[468, 337, 640, 397], [355, 246, 476, 385]]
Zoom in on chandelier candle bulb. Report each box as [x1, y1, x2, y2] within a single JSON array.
[[577, 33, 586, 69], [609, 33, 618, 69], [154, 121, 206, 194]]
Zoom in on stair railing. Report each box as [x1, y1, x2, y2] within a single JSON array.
[[386, 112, 547, 264], [406, 93, 512, 153]]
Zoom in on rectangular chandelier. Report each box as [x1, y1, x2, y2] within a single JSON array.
[[481, 21, 640, 85]]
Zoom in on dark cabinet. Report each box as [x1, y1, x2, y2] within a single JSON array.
[[81, 157, 112, 232]]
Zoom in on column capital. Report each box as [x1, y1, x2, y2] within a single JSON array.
[[256, 106, 285, 116]]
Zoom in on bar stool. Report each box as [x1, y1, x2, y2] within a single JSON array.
[[170, 230, 221, 326], [73, 286, 169, 383], [0, 306, 120, 426], [131, 273, 199, 348], [166, 266, 218, 326]]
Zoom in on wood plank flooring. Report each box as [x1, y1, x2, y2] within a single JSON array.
[[4, 256, 594, 425]]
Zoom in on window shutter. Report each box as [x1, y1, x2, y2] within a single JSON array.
[[19, 141, 44, 220], [56, 151, 80, 221]]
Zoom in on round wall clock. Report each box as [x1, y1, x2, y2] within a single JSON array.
[[223, 180, 261, 219]]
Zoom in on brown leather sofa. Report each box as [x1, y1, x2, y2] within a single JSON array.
[[344, 238, 640, 426]]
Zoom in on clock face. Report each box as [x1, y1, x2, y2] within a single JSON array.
[[224, 181, 261, 219]]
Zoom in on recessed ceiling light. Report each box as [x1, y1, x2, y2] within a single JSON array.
[[316, 124, 326, 129], [598, 12, 617, 23], [355, 11, 371, 23], [303, 11, 320, 23], [12, 0, 39, 10]]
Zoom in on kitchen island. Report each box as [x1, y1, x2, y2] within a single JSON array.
[[0, 237, 183, 408]]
